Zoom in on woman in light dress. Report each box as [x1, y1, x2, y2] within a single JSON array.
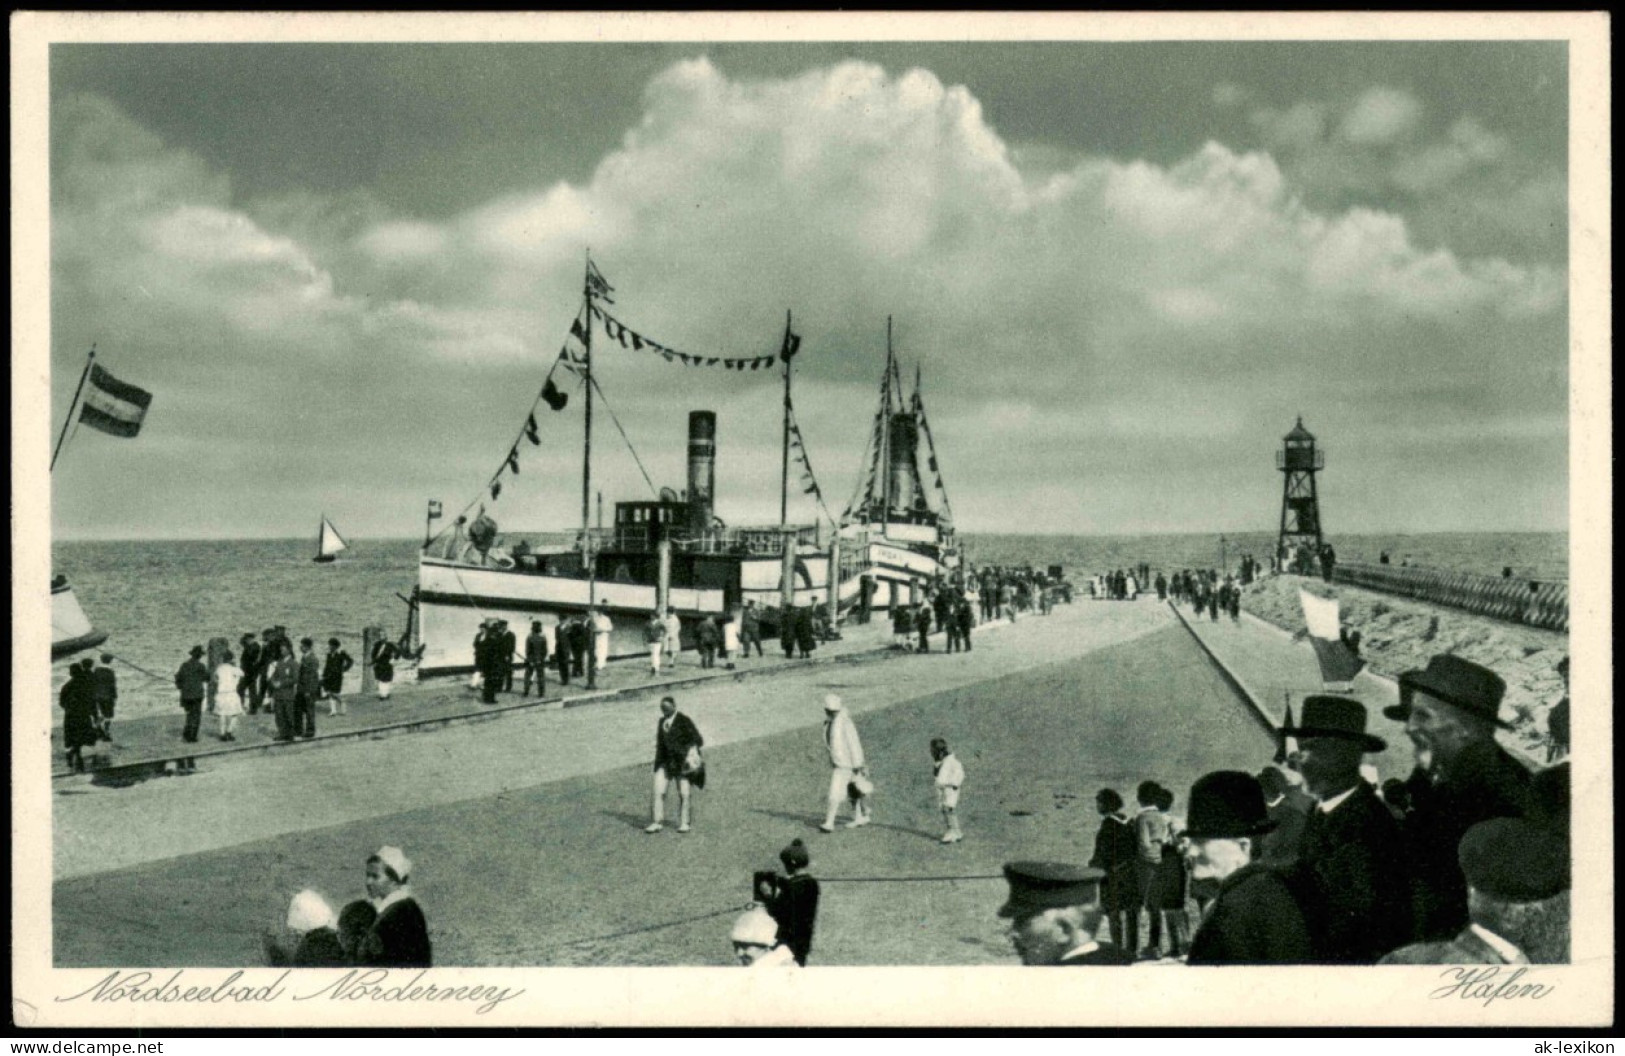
[[213, 649, 245, 741], [721, 612, 740, 670]]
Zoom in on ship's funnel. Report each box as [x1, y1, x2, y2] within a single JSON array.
[[887, 412, 922, 513], [687, 411, 717, 535]]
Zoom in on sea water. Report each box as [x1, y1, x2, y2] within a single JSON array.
[[48, 531, 1565, 724]]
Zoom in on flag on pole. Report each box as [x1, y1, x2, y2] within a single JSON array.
[[79, 364, 153, 438], [507, 448, 521, 474], [780, 326, 801, 363], [427, 500, 443, 520], [525, 413, 541, 444], [586, 260, 615, 302], [1300, 589, 1365, 687]]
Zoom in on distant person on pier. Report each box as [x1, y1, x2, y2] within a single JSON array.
[[500, 619, 519, 692], [647, 695, 703, 834], [1227, 580, 1242, 623], [1155, 573, 1168, 601], [930, 738, 965, 844], [568, 613, 590, 679], [359, 846, 432, 968], [1382, 818, 1570, 965], [721, 611, 739, 669], [321, 638, 354, 717], [1281, 696, 1412, 963], [1380, 550, 1391, 565], [175, 645, 209, 746], [524, 620, 550, 696], [60, 660, 99, 773], [819, 694, 870, 832], [1385, 655, 1533, 943], [553, 617, 573, 688], [644, 612, 666, 676], [1183, 771, 1312, 965], [915, 600, 932, 653], [795, 604, 818, 660], [370, 639, 396, 700], [696, 614, 720, 669], [91, 654, 119, 745], [956, 594, 975, 651], [268, 640, 298, 741], [296, 638, 322, 738], [998, 862, 1134, 966], [662, 607, 683, 668], [213, 649, 244, 742], [740, 601, 763, 658], [238, 632, 262, 715], [1089, 789, 1139, 952]]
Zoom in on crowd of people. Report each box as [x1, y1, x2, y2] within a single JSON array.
[[1041, 654, 1572, 967], [263, 845, 432, 968]]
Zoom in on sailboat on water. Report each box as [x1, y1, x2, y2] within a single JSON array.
[[314, 516, 349, 564]]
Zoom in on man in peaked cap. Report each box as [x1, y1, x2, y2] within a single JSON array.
[[1381, 817, 1570, 965], [998, 862, 1135, 965], [1183, 771, 1312, 965], [1282, 695, 1413, 963], [1386, 654, 1534, 942]]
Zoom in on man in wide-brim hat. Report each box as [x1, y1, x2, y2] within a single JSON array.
[[997, 861, 1134, 966], [1280, 695, 1413, 963], [1183, 771, 1311, 965], [1385, 654, 1535, 942]]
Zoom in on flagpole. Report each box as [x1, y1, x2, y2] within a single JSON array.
[[424, 503, 434, 548], [583, 254, 598, 688], [780, 310, 792, 528], [51, 346, 96, 473], [880, 318, 892, 537]]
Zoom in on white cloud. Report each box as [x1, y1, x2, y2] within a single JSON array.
[[1338, 87, 1424, 145]]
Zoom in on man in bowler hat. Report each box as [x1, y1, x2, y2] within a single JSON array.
[[1387, 655, 1533, 942], [998, 862, 1135, 965], [1283, 695, 1413, 963], [1183, 771, 1312, 965], [1382, 817, 1570, 965]]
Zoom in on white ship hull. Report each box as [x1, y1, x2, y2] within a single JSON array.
[[51, 578, 107, 661]]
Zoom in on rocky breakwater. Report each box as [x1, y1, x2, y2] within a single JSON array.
[[1242, 574, 1566, 759]]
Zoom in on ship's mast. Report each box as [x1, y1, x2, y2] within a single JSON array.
[[582, 257, 596, 609], [780, 310, 792, 528], [880, 316, 893, 535]]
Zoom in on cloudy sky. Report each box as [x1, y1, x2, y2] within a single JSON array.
[[43, 36, 1571, 540]]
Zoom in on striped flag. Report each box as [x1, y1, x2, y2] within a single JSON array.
[[1300, 589, 1365, 687], [427, 499, 443, 520], [79, 364, 153, 438]]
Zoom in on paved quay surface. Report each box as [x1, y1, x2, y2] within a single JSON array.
[[54, 597, 1287, 967]]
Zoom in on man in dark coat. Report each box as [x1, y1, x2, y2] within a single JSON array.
[[1255, 765, 1311, 867], [321, 637, 354, 716], [61, 660, 101, 772], [567, 614, 590, 678], [295, 637, 322, 738], [499, 620, 518, 692], [795, 604, 818, 659], [553, 617, 573, 687], [238, 633, 263, 714], [998, 862, 1135, 966], [91, 653, 119, 744], [1088, 789, 1140, 952], [1284, 695, 1413, 963], [174, 645, 209, 745], [360, 846, 432, 968], [1184, 771, 1313, 965], [523, 620, 549, 697], [956, 595, 974, 651], [647, 696, 703, 834], [1387, 655, 1534, 943]]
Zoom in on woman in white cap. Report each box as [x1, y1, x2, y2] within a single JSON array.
[[820, 694, 870, 833], [729, 906, 797, 967], [263, 889, 348, 967], [358, 846, 432, 967]]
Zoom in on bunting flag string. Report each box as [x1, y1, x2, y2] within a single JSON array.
[[590, 305, 778, 371]]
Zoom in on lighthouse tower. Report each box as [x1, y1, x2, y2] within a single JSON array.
[[1276, 417, 1325, 559]]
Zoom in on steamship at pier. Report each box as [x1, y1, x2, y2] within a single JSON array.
[[414, 263, 958, 676]]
